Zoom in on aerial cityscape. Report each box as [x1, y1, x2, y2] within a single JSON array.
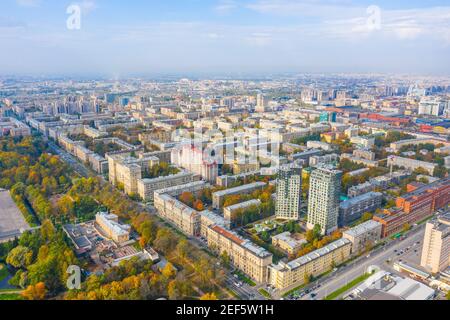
[[0, 0, 449, 306]]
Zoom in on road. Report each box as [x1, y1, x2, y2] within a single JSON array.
[[47, 140, 91, 178], [301, 225, 426, 300]]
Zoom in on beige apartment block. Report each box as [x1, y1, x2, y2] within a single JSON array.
[[343, 220, 382, 254], [206, 224, 273, 283], [421, 214, 450, 274], [268, 238, 351, 292]]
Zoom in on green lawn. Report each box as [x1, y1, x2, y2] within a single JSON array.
[[258, 288, 271, 299], [0, 264, 9, 282], [282, 284, 307, 298], [323, 273, 372, 300], [234, 271, 256, 287], [0, 293, 23, 300]]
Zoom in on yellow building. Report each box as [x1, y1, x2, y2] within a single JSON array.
[[207, 224, 273, 283], [268, 238, 351, 292], [95, 212, 131, 243]]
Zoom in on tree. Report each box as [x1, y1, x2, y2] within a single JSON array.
[[6, 246, 33, 268], [176, 239, 189, 261], [162, 262, 176, 279], [22, 282, 47, 300], [179, 192, 195, 207], [167, 280, 180, 300], [402, 223, 411, 233], [200, 293, 218, 300], [193, 199, 204, 211], [304, 273, 312, 285], [434, 166, 448, 178], [220, 251, 230, 268], [360, 212, 374, 223]]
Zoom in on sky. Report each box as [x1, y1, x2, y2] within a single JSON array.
[[1, 0, 450, 77]]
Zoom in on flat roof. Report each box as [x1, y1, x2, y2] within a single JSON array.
[[343, 220, 382, 238], [340, 192, 382, 209], [280, 238, 351, 271], [213, 182, 266, 197]]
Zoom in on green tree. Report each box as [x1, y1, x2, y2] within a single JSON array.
[[6, 246, 33, 268]]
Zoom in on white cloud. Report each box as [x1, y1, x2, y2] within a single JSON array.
[[215, 0, 238, 14], [72, 0, 97, 14], [16, 0, 40, 7]]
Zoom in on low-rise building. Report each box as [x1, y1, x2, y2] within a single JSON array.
[[223, 199, 262, 228], [388, 156, 437, 176], [271, 232, 307, 255], [339, 192, 383, 226], [342, 220, 382, 254], [268, 238, 352, 292], [212, 182, 266, 210], [95, 212, 131, 243], [137, 171, 197, 201]]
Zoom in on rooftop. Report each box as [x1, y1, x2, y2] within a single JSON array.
[[343, 220, 382, 238]]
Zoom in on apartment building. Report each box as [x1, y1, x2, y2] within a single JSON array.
[[275, 165, 302, 221], [212, 182, 266, 210], [307, 167, 343, 235], [268, 239, 352, 292], [309, 153, 339, 167], [388, 156, 437, 176], [154, 194, 200, 236], [223, 199, 262, 228], [421, 214, 450, 273], [171, 144, 218, 183], [272, 232, 307, 255], [107, 152, 160, 195], [153, 181, 208, 236], [206, 224, 273, 283], [339, 192, 383, 226], [343, 220, 382, 254], [350, 136, 375, 149], [137, 171, 197, 201], [0, 117, 31, 137], [95, 212, 131, 243], [390, 138, 450, 153]]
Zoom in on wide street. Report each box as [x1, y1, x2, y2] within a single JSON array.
[[300, 225, 427, 300], [47, 140, 91, 178]]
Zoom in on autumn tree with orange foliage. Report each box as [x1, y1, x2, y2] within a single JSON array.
[[193, 199, 204, 211], [22, 282, 47, 300], [200, 293, 218, 300], [179, 191, 195, 207]]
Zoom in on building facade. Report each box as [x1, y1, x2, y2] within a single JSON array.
[[420, 214, 450, 273], [275, 165, 302, 221], [307, 167, 343, 235]]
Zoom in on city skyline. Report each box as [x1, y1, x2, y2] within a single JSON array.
[[1, 0, 450, 76]]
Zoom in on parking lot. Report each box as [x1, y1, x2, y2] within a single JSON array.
[[0, 189, 30, 242]]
